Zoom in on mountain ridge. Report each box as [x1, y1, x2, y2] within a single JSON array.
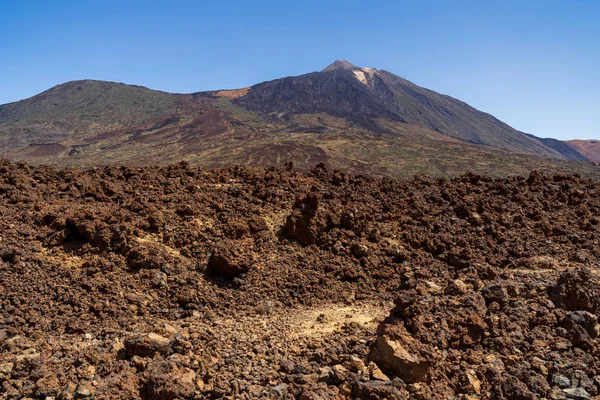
[[0, 61, 597, 178]]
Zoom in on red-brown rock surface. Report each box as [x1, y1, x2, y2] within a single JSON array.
[[0, 161, 599, 399]]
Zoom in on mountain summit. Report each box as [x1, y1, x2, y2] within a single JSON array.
[[321, 59, 359, 72]]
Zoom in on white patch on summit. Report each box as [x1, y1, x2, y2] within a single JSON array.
[[352, 68, 376, 85], [353, 70, 368, 85]]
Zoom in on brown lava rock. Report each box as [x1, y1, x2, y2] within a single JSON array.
[[2, 161, 600, 399], [124, 333, 173, 358], [207, 240, 250, 277]]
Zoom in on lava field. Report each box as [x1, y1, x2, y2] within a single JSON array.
[[1, 160, 600, 399]]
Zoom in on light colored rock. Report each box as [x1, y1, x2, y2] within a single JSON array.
[[332, 364, 349, 382], [124, 333, 172, 358], [424, 281, 443, 294], [349, 355, 366, 373], [552, 374, 571, 388], [369, 333, 430, 383], [462, 369, 481, 394], [318, 366, 333, 382], [74, 384, 94, 399], [271, 383, 288, 396], [0, 362, 13, 380], [369, 363, 390, 381], [563, 387, 590, 399], [58, 382, 77, 400]]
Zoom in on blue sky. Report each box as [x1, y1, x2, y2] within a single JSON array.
[[1, 0, 598, 140]]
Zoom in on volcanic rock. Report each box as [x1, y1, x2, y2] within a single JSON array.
[[124, 333, 173, 358], [369, 330, 431, 383], [563, 387, 591, 399], [2, 161, 600, 399], [207, 241, 249, 277], [141, 361, 196, 400], [552, 374, 571, 388], [281, 193, 320, 245]]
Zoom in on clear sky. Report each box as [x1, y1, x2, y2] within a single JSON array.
[[1, 0, 598, 140]]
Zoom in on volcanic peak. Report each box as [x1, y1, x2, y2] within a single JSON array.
[[322, 59, 359, 72]]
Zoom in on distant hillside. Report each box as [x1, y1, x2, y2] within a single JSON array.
[[0, 80, 178, 124], [525, 134, 589, 161], [566, 139, 600, 162], [0, 80, 183, 152]]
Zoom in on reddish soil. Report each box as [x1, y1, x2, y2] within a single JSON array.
[[567, 140, 600, 162], [215, 88, 251, 99], [23, 144, 68, 157], [1, 161, 600, 399]]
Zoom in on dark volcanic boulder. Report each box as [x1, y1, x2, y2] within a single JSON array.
[[141, 361, 196, 400], [207, 240, 250, 277], [549, 268, 600, 314], [281, 193, 320, 246]]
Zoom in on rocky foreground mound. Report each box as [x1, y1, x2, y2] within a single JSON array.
[[1, 160, 599, 399]]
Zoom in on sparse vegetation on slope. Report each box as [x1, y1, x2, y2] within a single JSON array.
[[0, 62, 596, 178]]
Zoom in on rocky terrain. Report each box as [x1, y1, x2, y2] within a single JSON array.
[[1, 160, 600, 399]]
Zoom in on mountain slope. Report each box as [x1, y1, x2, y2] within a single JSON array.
[[233, 61, 576, 159], [525, 134, 588, 161]]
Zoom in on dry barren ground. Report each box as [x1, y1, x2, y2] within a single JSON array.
[[1, 161, 600, 399]]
